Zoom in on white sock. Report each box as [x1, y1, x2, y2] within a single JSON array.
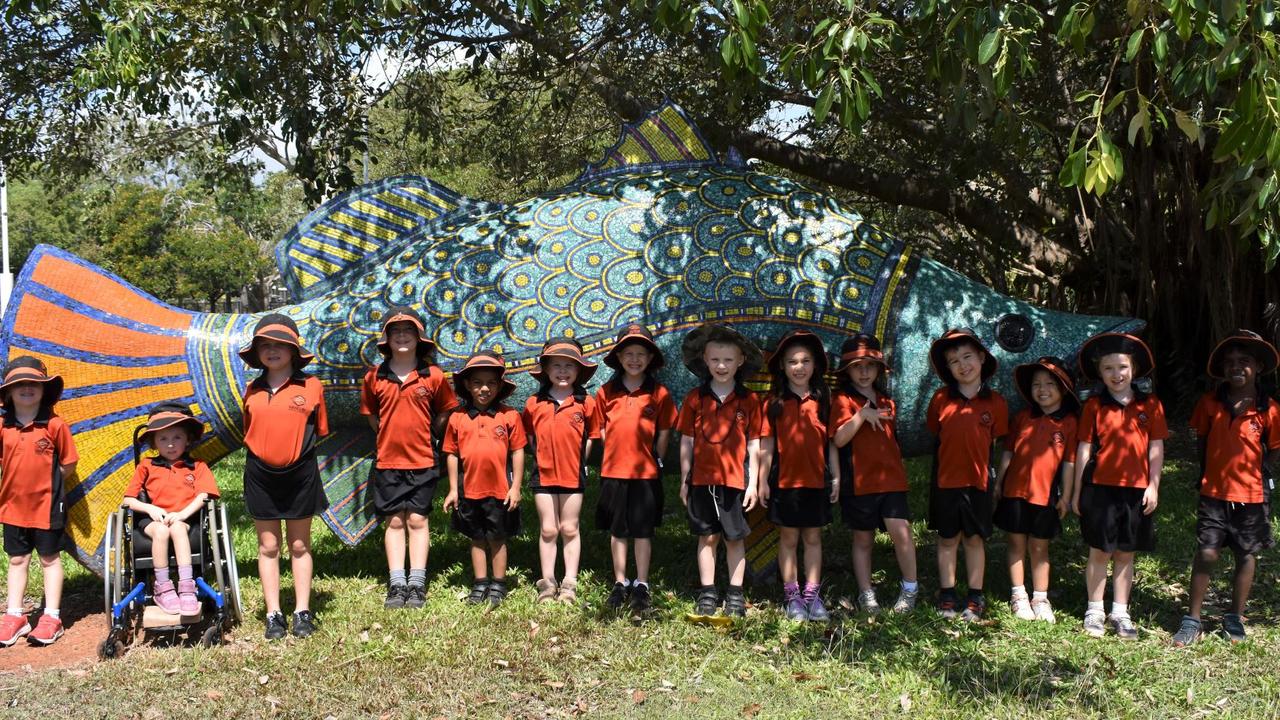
[[1011, 585, 1028, 598], [1111, 602, 1128, 618], [634, 580, 647, 590], [44, 608, 59, 619], [902, 580, 919, 593], [1033, 591, 1048, 602], [6, 608, 22, 617], [1087, 600, 1105, 614]]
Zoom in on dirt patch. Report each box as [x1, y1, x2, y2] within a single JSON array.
[[0, 592, 105, 674]]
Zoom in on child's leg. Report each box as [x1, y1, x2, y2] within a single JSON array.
[[1085, 548, 1110, 603], [384, 512, 407, 578], [1006, 532, 1027, 589], [852, 530, 875, 591], [884, 519, 917, 583], [633, 539, 652, 585], [936, 535, 960, 588], [6, 554, 30, 613], [144, 522, 172, 570], [407, 512, 429, 572], [1186, 547, 1218, 618], [610, 537, 629, 583], [1028, 538, 1051, 594], [1110, 550, 1135, 608], [800, 528, 822, 587], [167, 520, 193, 566], [37, 553, 63, 612], [961, 535, 985, 591], [489, 539, 509, 580], [555, 494, 583, 582], [777, 527, 800, 585], [534, 494, 561, 581], [469, 541, 488, 581], [285, 517, 314, 612], [725, 538, 747, 586], [255, 521, 283, 613], [1230, 550, 1256, 615], [696, 535, 720, 586]]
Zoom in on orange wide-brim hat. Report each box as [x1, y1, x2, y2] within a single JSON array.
[[766, 329, 828, 377], [603, 323, 664, 372], [238, 314, 315, 370], [1013, 356, 1079, 414], [453, 351, 517, 403], [1077, 332, 1154, 381], [833, 333, 888, 374], [0, 356, 64, 406], [680, 323, 764, 379], [376, 307, 436, 359], [135, 402, 206, 446], [529, 337, 598, 383], [929, 328, 998, 384], [1206, 329, 1279, 379]]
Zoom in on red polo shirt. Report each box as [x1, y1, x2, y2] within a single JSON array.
[[829, 391, 908, 495], [360, 362, 458, 469], [594, 377, 677, 481], [926, 386, 1009, 490], [0, 411, 78, 530], [1001, 408, 1077, 506], [1191, 388, 1280, 503], [1077, 390, 1168, 489], [124, 456, 220, 511], [242, 373, 329, 468], [523, 393, 600, 491], [761, 392, 827, 490], [443, 405, 527, 500], [676, 385, 766, 490]]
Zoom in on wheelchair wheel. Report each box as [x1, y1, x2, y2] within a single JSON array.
[[102, 509, 130, 624], [97, 637, 125, 661], [200, 624, 223, 648], [212, 502, 243, 625]]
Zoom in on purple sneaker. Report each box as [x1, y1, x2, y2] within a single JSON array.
[[152, 579, 181, 614], [784, 587, 808, 621], [806, 593, 830, 622]]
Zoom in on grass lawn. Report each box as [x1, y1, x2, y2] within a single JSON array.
[[4, 441, 1280, 718]]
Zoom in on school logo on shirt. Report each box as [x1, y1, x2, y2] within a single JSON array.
[[642, 405, 656, 418], [292, 395, 306, 406], [1248, 419, 1263, 439], [572, 412, 585, 425], [34, 437, 53, 455], [493, 425, 508, 439], [1137, 411, 1149, 426], [184, 473, 196, 487], [414, 386, 430, 400], [1051, 431, 1066, 448], [735, 410, 747, 427], [980, 411, 993, 426]]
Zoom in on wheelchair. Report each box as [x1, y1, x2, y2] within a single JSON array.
[[99, 498, 243, 659]]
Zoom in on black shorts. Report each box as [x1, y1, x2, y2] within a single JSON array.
[[686, 484, 750, 541], [243, 451, 329, 520], [841, 490, 912, 532], [372, 467, 438, 516], [2, 525, 66, 557], [766, 487, 832, 529], [451, 497, 522, 541], [531, 486, 583, 495], [993, 497, 1061, 540], [1197, 496, 1273, 556], [1078, 483, 1155, 552], [596, 478, 664, 539], [928, 485, 992, 540]]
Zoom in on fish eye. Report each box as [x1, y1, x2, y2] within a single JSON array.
[[995, 314, 1034, 353]]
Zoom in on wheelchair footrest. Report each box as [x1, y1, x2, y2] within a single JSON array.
[[142, 605, 203, 629]]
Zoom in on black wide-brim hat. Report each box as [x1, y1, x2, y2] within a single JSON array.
[[529, 337, 598, 383], [929, 328, 998, 384], [377, 306, 436, 359], [767, 329, 828, 377], [238, 313, 315, 370], [0, 356, 64, 406], [453, 351, 517, 403], [1206, 329, 1279, 379], [603, 323, 665, 372], [135, 401, 205, 446], [833, 333, 888, 374], [1078, 332, 1154, 381], [681, 323, 764, 380], [1013, 356, 1079, 414]]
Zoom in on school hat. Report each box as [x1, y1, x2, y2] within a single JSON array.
[[1013, 357, 1079, 414], [0, 356, 63, 406], [929, 328, 998, 384], [453, 351, 517, 404], [376, 306, 436, 359], [528, 337, 598, 383], [135, 402, 205, 447], [603, 323, 665, 372], [766, 329, 828, 378], [833, 333, 888, 374], [238, 314, 315, 370], [1078, 332, 1154, 381], [1206, 329, 1279, 379], [681, 322, 764, 380]]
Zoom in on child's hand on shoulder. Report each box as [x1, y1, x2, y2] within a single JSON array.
[[442, 491, 458, 513], [505, 487, 521, 510], [1141, 485, 1159, 515], [858, 404, 884, 430]]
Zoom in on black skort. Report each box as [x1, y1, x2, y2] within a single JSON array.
[[766, 487, 832, 529], [841, 490, 912, 532], [927, 485, 993, 540], [372, 467, 439, 516], [596, 477, 664, 539], [993, 497, 1062, 540], [243, 451, 329, 521], [1078, 483, 1155, 553], [452, 497, 522, 541]]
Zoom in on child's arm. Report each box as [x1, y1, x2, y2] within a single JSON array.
[[443, 454, 459, 512], [757, 437, 775, 506], [366, 415, 379, 433], [679, 434, 693, 506], [507, 449, 525, 509], [827, 441, 840, 503], [1071, 442, 1091, 516], [992, 450, 1013, 498], [1142, 439, 1164, 515], [743, 438, 761, 511], [122, 497, 165, 522], [833, 404, 885, 447], [60, 461, 77, 478], [1057, 462, 1075, 518], [654, 429, 671, 467], [172, 493, 210, 523]]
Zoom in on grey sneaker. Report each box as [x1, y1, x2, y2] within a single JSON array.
[[1171, 615, 1202, 647], [264, 611, 287, 640], [891, 587, 918, 614], [1031, 598, 1056, 624], [1083, 609, 1106, 637], [384, 583, 408, 609], [403, 584, 426, 609], [1109, 613, 1138, 640], [1221, 613, 1247, 643], [1011, 593, 1035, 620], [858, 588, 881, 616], [784, 589, 808, 621]]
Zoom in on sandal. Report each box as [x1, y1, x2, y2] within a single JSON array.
[[556, 578, 578, 605], [535, 578, 558, 603]]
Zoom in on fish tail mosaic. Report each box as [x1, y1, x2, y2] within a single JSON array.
[[0, 102, 1142, 574]]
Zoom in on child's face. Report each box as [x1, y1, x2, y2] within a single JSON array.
[[618, 344, 653, 377], [256, 339, 295, 372], [4, 381, 43, 410], [704, 341, 745, 384], [153, 427, 191, 461], [1222, 348, 1260, 390], [544, 357, 580, 389], [943, 343, 984, 385], [847, 359, 880, 391], [465, 370, 501, 407], [783, 346, 814, 388], [386, 322, 419, 357], [1098, 353, 1133, 392], [1029, 369, 1063, 413]]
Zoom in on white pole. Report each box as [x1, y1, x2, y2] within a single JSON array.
[[0, 161, 11, 315]]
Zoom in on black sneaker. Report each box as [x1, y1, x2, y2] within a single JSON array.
[[960, 595, 986, 622], [384, 583, 408, 610], [693, 586, 720, 616], [291, 610, 316, 638], [606, 582, 630, 610], [404, 584, 426, 609], [937, 592, 960, 620], [264, 611, 287, 640], [1222, 612, 1247, 643], [486, 579, 508, 607], [723, 586, 747, 617], [629, 583, 652, 613], [467, 579, 491, 605]]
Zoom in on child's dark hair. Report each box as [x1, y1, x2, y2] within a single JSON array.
[[836, 361, 891, 399], [606, 340, 660, 385], [533, 337, 593, 401], [766, 332, 831, 427]]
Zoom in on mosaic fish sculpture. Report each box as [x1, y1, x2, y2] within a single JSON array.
[[0, 103, 1141, 573]]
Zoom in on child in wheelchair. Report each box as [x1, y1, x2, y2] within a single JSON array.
[[122, 403, 219, 616]]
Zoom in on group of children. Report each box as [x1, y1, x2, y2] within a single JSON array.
[[0, 311, 1275, 649]]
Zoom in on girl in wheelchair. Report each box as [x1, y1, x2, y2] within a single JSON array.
[[122, 403, 218, 616]]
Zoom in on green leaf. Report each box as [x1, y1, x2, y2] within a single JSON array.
[[1125, 28, 1144, 61], [854, 81, 870, 119], [842, 26, 856, 53], [1205, 200, 1219, 230], [733, 0, 748, 27], [1173, 110, 1200, 143], [978, 29, 1002, 64], [1103, 90, 1127, 115], [1259, 174, 1277, 210], [1128, 107, 1150, 145], [1154, 31, 1168, 62], [815, 83, 835, 124], [720, 35, 736, 67]]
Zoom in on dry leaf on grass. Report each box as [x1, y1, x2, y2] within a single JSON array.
[[742, 703, 762, 718], [792, 672, 815, 682], [631, 689, 647, 704], [899, 694, 912, 712], [528, 620, 540, 639], [205, 691, 223, 701], [257, 675, 269, 686], [494, 659, 510, 668], [545, 681, 565, 689]]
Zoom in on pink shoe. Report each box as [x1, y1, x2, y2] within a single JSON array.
[[178, 579, 200, 615], [153, 579, 181, 614], [28, 615, 62, 645], [0, 614, 30, 646]]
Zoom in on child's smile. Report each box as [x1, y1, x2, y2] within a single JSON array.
[[848, 360, 879, 392], [618, 346, 652, 377], [1222, 348, 1258, 390], [1030, 370, 1063, 413], [1098, 353, 1133, 393], [6, 381, 43, 410], [783, 347, 814, 389], [387, 323, 419, 356], [545, 358, 579, 389], [944, 346, 983, 385], [703, 341, 745, 385], [465, 371, 499, 407], [256, 339, 294, 372]]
